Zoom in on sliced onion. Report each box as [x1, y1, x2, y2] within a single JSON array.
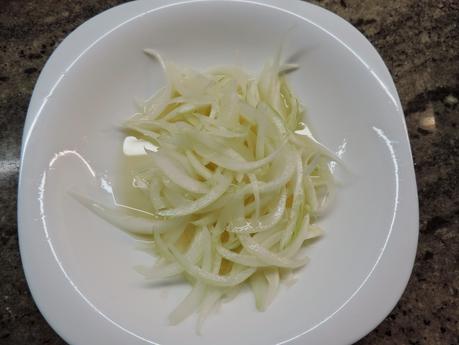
[[158, 175, 231, 217], [77, 48, 337, 330], [238, 234, 309, 269], [72, 193, 188, 235], [149, 150, 209, 194]]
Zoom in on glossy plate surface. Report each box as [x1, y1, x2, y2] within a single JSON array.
[[18, 1, 418, 344]]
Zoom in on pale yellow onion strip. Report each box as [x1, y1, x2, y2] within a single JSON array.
[[193, 141, 284, 172], [192, 213, 219, 227], [281, 219, 325, 259], [263, 268, 279, 309], [71, 193, 187, 236], [169, 282, 206, 325], [124, 124, 160, 143], [248, 173, 260, 219], [216, 246, 264, 267], [280, 215, 310, 259], [237, 234, 309, 269], [243, 193, 275, 219], [148, 176, 167, 210], [169, 245, 256, 287], [149, 150, 209, 194], [197, 148, 295, 213], [228, 188, 287, 234], [279, 63, 299, 74], [185, 150, 214, 180], [281, 149, 304, 247], [255, 117, 266, 160], [134, 229, 205, 280], [221, 285, 242, 304], [158, 175, 231, 217], [249, 270, 268, 311], [289, 132, 343, 164], [142, 49, 173, 118], [168, 228, 211, 324], [196, 288, 223, 334], [303, 176, 318, 213], [207, 65, 250, 91], [162, 187, 191, 208], [196, 230, 224, 334], [246, 80, 261, 107]]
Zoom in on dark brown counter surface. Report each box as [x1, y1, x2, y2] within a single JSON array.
[[1, 1, 458, 344]]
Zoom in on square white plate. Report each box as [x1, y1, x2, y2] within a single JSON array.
[[18, 1, 418, 344]]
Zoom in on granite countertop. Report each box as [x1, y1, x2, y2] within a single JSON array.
[[1, 1, 458, 344]]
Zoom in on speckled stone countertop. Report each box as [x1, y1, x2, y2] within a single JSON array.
[[1, 1, 458, 344]]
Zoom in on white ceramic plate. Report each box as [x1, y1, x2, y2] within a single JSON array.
[[18, 1, 419, 344]]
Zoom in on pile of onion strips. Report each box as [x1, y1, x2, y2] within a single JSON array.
[[77, 49, 337, 332]]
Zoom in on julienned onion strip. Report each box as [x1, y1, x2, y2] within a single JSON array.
[[77, 49, 337, 333]]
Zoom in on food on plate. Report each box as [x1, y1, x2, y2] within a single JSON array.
[[76, 48, 337, 332]]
